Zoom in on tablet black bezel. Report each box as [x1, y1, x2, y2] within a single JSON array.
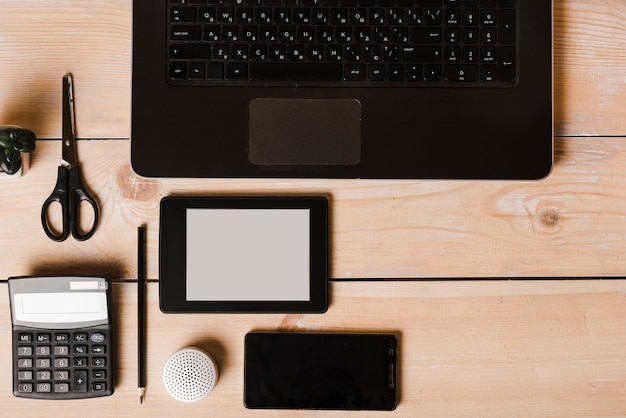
[[159, 196, 328, 313]]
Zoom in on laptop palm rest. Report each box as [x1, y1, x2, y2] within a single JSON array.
[[248, 98, 361, 166]]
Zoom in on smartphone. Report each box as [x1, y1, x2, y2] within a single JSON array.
[[244, 332, 397, 410]]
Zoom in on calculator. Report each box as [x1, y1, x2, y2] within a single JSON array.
[[8, 276, 114, 399]]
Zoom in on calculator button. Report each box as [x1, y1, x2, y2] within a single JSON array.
[[17, 383, 33, 393], [54, 370, 70, 380], [36, 383, 51, 393], [54, 383, 70, 393], [91, 345, 106, 354], [36, 371, 51, 380], [13, 325, 112, 399], [92, 370, 106, 379], [35, 359, 50, 368], [93, 382, 107, 392], [73, 358, 87, 367], [74, 370, 88, 392], [17, 346, 32, 356], [54, 346, 69, 356], [18, 358, 32, 368], [54, 358, 69, 368], [18, 371, 32, 380], [73, 345, 88, 355], [35, 346, 50, 356], [92, 358, 106, 367]]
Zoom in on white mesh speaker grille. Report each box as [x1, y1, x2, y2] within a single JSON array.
[[163, 347, 218, 402]]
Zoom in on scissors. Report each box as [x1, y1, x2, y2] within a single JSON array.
[[41, 74, 100, 242]]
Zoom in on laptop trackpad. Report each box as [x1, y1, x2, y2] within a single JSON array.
[[249, 98, 361, 166]]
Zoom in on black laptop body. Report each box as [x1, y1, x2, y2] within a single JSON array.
[[131, 0, 552, 179]]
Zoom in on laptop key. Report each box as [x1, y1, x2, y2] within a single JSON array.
[[170, 63, 187, 79], [499, 10, 515, 44], [171, 7, 196, 22], [444, 64, 478, 82], [400, 46, 441, 62], [388, 64, 403, 81], [344, 64, 366, 81], [188, 63, 206, 79], [480, 64, 496, 82], [417, 1, 442, 8], [424, 64, 441, 81], [498, 46, 515, 82], [368, 64, 385, 81], [207, 63, 225, 79], [170, 26, 201, 40], [170, 44, 211, 59], [226, 63, 248, 79], [405, 64, 423, 81], [250, 63, 342, 80], [412, 27, 442, 44]]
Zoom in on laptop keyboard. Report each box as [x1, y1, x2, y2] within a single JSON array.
[[168, 0, 516, 86]]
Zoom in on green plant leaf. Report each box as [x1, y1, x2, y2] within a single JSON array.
[[13, 128, 36, 152], [15, 136, 35, 152], [0, 128, 36, 152], [4, 146, 21, 163], [0, 152, 21, 174], [0, 131, 15, 148]]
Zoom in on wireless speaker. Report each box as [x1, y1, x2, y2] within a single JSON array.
[[163, 347, 218, 402]]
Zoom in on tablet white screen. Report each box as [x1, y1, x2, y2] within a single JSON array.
[[186, 209, 310, 301]]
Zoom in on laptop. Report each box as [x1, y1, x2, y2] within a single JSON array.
[[131, 0, 552, 179]]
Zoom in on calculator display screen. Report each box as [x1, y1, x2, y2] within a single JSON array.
[[13, 292, 108, 324]]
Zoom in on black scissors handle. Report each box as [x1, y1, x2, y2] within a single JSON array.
[[67, 165, 99, 241], [41, 166, 70, 241], [41, 165, 99, 241]]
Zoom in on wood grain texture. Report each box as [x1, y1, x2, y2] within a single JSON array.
[[1, 1, 626, 416], [553, 0, 626, 136], [2, 139, 626, 280], [0, 0, 625, 138], [1, 280, 625, 417], [0, 0, 132, 139]]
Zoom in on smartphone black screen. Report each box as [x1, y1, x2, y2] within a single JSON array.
[[244, 333, 398, 410]]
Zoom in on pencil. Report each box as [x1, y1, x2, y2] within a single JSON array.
[[138, 226, 146, 403]]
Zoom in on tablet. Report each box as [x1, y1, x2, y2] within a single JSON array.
[[159, 197, 328, 313]]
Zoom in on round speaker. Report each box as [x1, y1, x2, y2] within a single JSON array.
[[163, 347, 218, 402]]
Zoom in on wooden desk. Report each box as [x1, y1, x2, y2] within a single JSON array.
[[1, 0, 625, 416], [2, 280, 626, 417]]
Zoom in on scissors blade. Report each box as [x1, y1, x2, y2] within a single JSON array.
[[62, 74, 78, 168]]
